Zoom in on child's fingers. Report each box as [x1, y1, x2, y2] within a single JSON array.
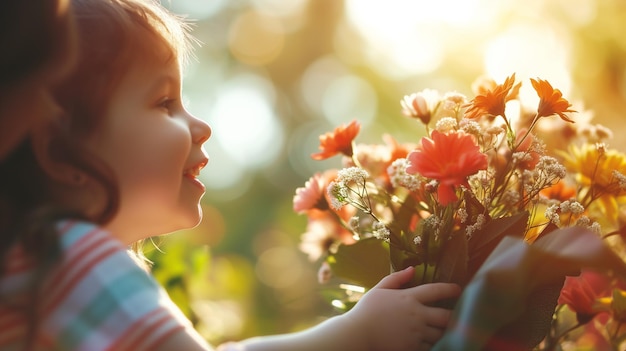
[[424, 307, 453, 328], [372, 266, 415, 289], [412, 282, 461, 304], [419, 324, 446, 345]]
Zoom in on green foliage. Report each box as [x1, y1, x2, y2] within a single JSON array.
[[327, 237, 390, 289]]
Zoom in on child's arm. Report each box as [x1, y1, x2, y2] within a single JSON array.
[[216, 267, 461, 351]]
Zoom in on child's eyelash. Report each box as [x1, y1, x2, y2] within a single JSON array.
[[158, 98, 176, 110]]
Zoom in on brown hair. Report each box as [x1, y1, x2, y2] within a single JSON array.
[[0, 0, 194, 344], [0, 0, 77, 91]]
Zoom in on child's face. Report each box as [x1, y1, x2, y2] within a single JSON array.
[[86, 50, 211, 243]]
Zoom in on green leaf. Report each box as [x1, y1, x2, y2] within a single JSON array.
[[435, 230, 468, 286], [389, 244, 421, 273], [433, 226, 626, 351], [327, 238, 390, 289], [467, 211, 529, 280], [468, 211, 528, 253], [412, 263, 437, 286]]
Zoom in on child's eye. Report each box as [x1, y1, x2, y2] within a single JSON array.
[[158, 98, 176, 112]]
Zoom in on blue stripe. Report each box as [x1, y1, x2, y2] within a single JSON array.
[[57, 220, 99, 249], [57, 269, 157, 349]]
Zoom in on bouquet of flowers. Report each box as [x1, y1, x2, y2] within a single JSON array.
[[293, 73, 626, 350]]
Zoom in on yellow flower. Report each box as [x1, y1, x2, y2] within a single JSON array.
[[561, 143, 626, 221], [611, 289, 626, 322]]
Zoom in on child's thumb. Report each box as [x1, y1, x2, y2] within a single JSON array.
[[373, 266, 414, 289]]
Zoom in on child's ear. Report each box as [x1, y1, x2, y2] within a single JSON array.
[[30, 124, 86, 187]]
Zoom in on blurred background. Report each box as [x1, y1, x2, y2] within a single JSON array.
[[147, 0, 626, 345]]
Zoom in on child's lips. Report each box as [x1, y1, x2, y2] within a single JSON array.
[[183, 157, 208, 190]]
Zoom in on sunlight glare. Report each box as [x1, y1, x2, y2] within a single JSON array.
[[321, 75, 377, 126], [167, 0, 227, 19], [343, 0, 486, 78], [209, 74, 284, 169]]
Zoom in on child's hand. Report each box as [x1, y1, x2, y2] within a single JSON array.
[[343, 266, 461, 351]]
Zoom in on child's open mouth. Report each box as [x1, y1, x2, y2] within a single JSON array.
[[183, 158, 208, 191]]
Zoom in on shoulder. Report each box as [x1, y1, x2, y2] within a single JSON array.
[[47, 219, 160, 303], [39, 220, 194, 350]]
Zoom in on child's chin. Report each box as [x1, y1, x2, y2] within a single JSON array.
[[181, 210, 203, 229]]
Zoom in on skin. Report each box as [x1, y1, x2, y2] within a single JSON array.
[[83, 49, 211, 244]]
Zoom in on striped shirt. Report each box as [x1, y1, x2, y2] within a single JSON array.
[[0, 220, 194, 351]]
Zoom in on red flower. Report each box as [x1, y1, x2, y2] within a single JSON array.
[[464, 73, 521, 120], [530, 78, 576, 122], [311, 120, 360, 160], [558, 270, 612, 323], [406, 130, 488, 205]]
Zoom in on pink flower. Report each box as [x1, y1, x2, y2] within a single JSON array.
[[406, 130, 488, 205], [294, 173, 326, 213], [293, 170, 338, 213]]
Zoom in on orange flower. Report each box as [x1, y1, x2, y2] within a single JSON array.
[[539, 180, 576, 202], [311, 120, 360, 160], [464, 73, 521, 120], [406, 130, 488, 205], [530, 78, 576, 122]]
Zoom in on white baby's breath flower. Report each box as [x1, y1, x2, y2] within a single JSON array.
[[414, 235, 423, 245], [613, 170, 626, 191], [337, 167, 369, 183], [388, 158, 422, 191], [559, 200, 584, 215], [457, 208, 468, 224], [536, 156, 567, 179], [575, 216, 591, 227], [435, 117, 458, 133], [512, 151, 533, 165], [460, 119, 482, 137], [569, 201, 584, 215], [372, 221, 390, 242], [545, 204, 561, 226], [589, 221, 601, 235], [465, 214, 486, 238], [327, 181, 348, 210], [423, 215, 443, 242]]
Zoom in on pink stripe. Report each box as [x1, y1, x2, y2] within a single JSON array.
[[42, 233, 121, 315], [0, 321, 26, 345], [108, 309, 182, 351]]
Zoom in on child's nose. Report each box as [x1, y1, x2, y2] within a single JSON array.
[[190, 116, 211, 145]]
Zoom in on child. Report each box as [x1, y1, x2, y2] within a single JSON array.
[[0, 0, 460, 350], [0, 0, 76, 158]]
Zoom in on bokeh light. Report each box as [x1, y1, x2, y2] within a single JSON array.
[[154, 0, 626, 346]]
